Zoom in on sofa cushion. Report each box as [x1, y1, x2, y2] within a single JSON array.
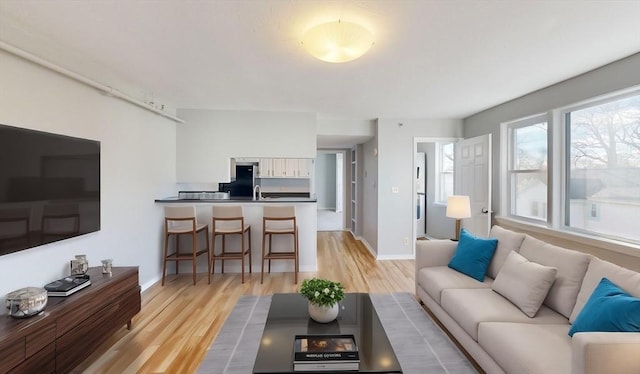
[[570, 257, 640, 323], [487, 225, 526, 279], [440, 288, 569, 341], [492, 251, 557, 317], [479, 322, 571, 374], [519, 235, 591, 318], [417, 266, 493, 304], [569, 277, 640, 336], [448, 229, 498, 282]]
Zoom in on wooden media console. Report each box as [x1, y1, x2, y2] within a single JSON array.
[[0, 266, 141, 373]]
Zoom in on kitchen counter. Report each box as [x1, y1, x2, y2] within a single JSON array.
[[154, 196, 316, 203], [154, 197, 318, 276]]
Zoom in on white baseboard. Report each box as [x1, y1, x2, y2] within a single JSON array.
[[141, 275, 161, 292], [348, 231, 376, 258], [348, 231, 414, 260], [376, 254, 415, 260]]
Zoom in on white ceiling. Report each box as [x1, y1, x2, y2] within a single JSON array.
[[1, 0, 639, 122]]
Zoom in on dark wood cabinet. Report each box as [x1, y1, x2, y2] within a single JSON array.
[[0, 267, 140, 374]]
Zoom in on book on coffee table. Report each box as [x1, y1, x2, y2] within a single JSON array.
[[293, 334, 359, 371]]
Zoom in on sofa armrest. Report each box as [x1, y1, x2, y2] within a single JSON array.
[[415, 239, 457, 270], [571, 332, 640, 374]]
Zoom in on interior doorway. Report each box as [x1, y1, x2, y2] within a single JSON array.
[[412, 137, 459, 244], [316, 150, 347, 231]]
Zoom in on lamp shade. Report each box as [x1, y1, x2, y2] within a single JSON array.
[[446, 195, 471, 219], [302, 20, 374, 63]]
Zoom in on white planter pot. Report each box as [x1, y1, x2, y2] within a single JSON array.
[[308, 302, 339, 323]]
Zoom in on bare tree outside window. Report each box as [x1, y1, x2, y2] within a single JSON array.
[[566, 93, 640, 241], [508, 121, 548, 221]]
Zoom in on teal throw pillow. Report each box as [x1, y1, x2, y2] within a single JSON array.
[[447, 228, 498, 282], [568, 277, 640, 337]]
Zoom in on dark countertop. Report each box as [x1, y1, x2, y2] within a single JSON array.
[[155, 196, 317, 203]]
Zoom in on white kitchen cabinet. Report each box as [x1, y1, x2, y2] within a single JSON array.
[[258, 158, 272, 177], [297, 159, 312, 177], [257, 158, 311, 178]]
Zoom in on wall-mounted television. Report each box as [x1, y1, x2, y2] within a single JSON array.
[[0, 123, 100, 256]]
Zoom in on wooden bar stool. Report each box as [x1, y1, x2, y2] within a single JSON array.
[[162, 206, 210, 286], [210, 205, 252, 283], [261, 205, 298, 284]]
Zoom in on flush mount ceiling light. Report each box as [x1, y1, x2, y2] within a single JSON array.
[[302, 20, 374, 63]]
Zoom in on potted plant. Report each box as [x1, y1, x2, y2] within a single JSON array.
[[300, 278, 345, 323]]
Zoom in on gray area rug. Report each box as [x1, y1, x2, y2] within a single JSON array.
[[197, 293, 477, 374]]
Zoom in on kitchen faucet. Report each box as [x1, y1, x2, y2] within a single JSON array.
[[253, 184, 262, 200]]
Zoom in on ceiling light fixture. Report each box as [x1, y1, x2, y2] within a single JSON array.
[[302, 20, 374, 63]]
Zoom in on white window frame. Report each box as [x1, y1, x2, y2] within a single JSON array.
[[503, 113, 550, 223], [499, 85, 640, 250], [558, 88, 640, 243], [435, 142, 454, 204]]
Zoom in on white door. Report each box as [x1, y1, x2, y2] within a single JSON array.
[[454, 134, 492, 237]]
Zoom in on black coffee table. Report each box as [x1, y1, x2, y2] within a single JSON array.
[[253, 293, 402, 373]]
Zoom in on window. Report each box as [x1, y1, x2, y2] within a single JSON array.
[[563, 92, 640, 242], [502, 88, 640, 245], [436, 142, 454, 203], [506, 116, 548, 221]]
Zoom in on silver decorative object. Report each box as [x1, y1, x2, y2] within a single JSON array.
[[71, 254, 88, 275], [5, 287, 48, 318], [101, 259, 113, 275]]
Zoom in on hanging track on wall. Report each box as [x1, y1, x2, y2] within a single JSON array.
[[0, 40, 185, 124]]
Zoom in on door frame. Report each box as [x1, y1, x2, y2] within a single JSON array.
[[316, 149, 349, 231], [412, 137, 459, 255]]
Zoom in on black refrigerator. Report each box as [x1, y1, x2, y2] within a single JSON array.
[[232, 165, 255, 197]]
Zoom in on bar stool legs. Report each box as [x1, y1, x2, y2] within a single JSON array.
[[162, 206, 210, 286], [260, 205, 298, 284], [210, 205, 252, 284]]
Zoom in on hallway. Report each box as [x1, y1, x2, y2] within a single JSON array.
[[317, 209, 343, 231]]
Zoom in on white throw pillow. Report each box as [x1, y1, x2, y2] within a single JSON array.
[[492, 251, 558, 318]]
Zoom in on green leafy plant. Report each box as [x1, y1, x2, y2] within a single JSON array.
[[300, 278, 345, 307]]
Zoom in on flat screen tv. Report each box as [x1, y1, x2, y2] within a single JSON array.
[[0, 123, 100, 256]]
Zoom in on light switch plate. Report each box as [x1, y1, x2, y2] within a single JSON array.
[[392, 186, 399, 193]]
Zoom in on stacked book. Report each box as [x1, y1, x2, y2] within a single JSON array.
[[44, 275, 91, 297], [293, 334, 360, 372]]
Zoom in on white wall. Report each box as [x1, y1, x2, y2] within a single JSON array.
[[0, 50, 177, 313], [317, 119, 375, 137], [361, 138, 378, 253], [176, 109, 316, 185], [375, 119, 462, 259]]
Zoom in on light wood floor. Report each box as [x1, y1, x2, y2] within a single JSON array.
[[74, 231, 415, 373]]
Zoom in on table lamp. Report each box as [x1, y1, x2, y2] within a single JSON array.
[[446, 195, 471, 240]]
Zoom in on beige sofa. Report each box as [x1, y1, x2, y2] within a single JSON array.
[[415, 225, 640, 374]]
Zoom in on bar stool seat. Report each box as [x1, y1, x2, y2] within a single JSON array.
[[162, 206, 210, 286], [261, 205, 298, 284], [211, 205, 252, 283]]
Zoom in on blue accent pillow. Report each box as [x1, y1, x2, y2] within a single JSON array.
[[568, 277, 640, 337], [447, 229, 498, 282]]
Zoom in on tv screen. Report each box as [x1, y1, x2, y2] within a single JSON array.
[[0, 123, 100, 256]]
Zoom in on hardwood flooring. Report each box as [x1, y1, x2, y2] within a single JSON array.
[[74, 231, 415, 373]]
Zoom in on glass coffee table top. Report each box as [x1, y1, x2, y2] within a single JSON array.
[[253, 293, 402, 373]]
